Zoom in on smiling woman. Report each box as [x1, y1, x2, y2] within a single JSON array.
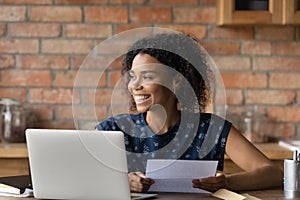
[[95, 31, 283, 193], [127, 55, 179, 134], [122, 32, 211, 114]]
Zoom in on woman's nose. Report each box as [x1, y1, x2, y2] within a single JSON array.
[[129, 78, 143, 90]]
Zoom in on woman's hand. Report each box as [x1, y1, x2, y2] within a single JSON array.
[[192, 173, 228, 192], [128, 172, 155, 193]]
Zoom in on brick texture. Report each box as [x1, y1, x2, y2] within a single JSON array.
[[30, 6, 82, 22], [246, 90, 296, 105], [0, 1, 298, 137], [131, 7, 172, 23], [63, 24, 112, 38], [0, 55, 14, 69], [85, 7, 128, 23], [222, 73, 267, 88], [256, 26, 294, 40], [270, 73, 300, 89], [1, 0, 52, 4], [0, 24, 6, 36], [29, 88, 78, 104], [253, 57, 300, 71], [274, 42, 300, 55], [202, 41, 241, 55], [213, 56, 251, 70], [10, 23, 61, 37], [19, 55, 69, 69], [210, 26, 254, 39], [0, 70, 51, 87], [0, 6, 26, 21], [42, 40, 93, 54], [0, 88, 27, 102], [55, 0, 107, 4], [151, 0, 198, 5], [174, 7, 215, 23], [159, 25, 207, 39], [242, 41, 271, 55], [0, 39, 39, 53]]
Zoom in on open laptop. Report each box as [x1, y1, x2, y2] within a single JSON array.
[[25, 129, 157, 200]]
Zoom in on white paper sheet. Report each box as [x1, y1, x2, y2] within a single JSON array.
[[145, 159, 218, 193]]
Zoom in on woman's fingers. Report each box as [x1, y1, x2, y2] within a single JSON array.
[[128, 172, 154, 192], [192, 173, 227, 192]]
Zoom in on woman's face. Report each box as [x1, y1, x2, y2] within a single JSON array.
[[127, 53, 176, 113]]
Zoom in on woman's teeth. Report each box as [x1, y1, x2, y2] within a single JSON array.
[[135, 95, 149, 102]]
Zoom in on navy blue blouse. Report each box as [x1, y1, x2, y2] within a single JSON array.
[[96, 112, 231, 172]]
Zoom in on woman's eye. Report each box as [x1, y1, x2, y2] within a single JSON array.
[[143, 75, 153, 80], [128, 74, 136, 80]]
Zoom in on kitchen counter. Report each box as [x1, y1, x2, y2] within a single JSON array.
[[0, 142, 293, 176], [0, 143, 29, 177], [224, 142, 292, 173]]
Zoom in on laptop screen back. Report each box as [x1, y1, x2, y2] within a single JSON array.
[[26, 129, 131, 200]]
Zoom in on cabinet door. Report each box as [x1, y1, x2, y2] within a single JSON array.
[[217, 0, 283, 25], [283, 0, 300, 24]]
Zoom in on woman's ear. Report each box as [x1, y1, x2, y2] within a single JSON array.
[[172, 74, 182, 94], [172, 75, 183, 111]]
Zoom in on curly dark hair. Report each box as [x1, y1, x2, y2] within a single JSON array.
[[122, 32, 214, 113]]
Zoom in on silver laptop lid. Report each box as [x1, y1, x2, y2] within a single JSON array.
[[26, 129, 131, 200]]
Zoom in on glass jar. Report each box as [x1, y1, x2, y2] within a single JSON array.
[[0, 98, 26, 143], [238, 110, 269, 143], [227, 106, 270, 143]]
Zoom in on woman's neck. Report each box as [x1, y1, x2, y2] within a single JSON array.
[[145, 105, 180, 135]]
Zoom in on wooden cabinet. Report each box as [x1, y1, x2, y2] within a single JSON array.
[[283, 0, 300, 24], [217, 0, 300, 25]]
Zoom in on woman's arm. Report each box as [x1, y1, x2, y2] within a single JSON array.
[[193, 126, 283, 192], [224, 126, 283, 191]]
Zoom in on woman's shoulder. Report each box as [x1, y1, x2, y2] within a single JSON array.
[[199, 112, 232, 127]]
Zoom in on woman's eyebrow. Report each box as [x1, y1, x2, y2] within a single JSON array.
[[128, 69, 158, 75], [128, 69, 157, 74], [140, 70, 158, 75]]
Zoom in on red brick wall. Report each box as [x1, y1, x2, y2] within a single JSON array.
[[0, 0, 299, 139]]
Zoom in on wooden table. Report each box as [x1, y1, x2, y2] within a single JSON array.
[[0, 189, 297, 200]]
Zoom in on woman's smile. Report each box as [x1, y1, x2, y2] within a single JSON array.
[[133, 94, 151, 105]]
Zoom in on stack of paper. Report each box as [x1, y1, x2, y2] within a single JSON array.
[[0, 175, 33, 198], [0, 183, 33, 197]]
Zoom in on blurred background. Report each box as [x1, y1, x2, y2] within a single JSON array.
[[0, 0, 299, 143]]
